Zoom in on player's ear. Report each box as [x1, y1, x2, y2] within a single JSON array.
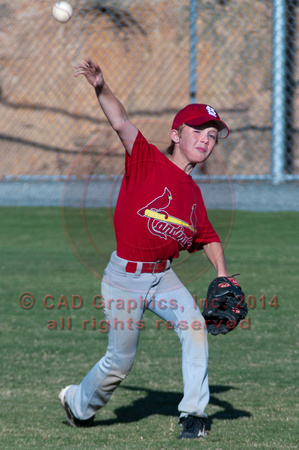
[[171, 129, 180, 143]]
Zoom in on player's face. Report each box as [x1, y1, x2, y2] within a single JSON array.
[[174, 123, 218, 167]]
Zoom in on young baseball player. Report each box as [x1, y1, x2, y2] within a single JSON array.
[[59, 59, 230, 440]]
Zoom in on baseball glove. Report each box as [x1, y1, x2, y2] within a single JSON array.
[[202, 276, 248, 335]]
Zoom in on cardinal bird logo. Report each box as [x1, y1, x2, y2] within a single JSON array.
[[137, 188, 172, 217]]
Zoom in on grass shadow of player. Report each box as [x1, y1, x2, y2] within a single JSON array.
[[93, 384, 251, 428]]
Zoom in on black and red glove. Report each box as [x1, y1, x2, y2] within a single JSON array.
[[202, 276, 248, 335]]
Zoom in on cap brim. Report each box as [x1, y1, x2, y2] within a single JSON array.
[[184, 116, 229, 139]]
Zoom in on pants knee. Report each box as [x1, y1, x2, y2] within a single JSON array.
[[102, 351, 136, 380]]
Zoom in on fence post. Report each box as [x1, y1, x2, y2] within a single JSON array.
[[272, 0, 287, 184]]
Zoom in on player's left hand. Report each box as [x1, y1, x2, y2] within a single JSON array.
[[202, 276, 248, 335]]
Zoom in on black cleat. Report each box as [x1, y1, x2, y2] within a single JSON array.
[[59, 386, 95, 428], [178, 415, 207, 439]]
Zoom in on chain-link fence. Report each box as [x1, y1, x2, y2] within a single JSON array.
[[0, 0, 298, 182]]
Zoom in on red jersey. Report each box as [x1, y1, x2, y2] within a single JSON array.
[[114, 131, 220, 262]]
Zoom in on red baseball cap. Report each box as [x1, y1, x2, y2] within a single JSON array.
[[172, 103, 229, 139]]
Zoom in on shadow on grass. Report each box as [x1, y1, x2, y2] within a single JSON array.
[[93, 384, 251, 429]]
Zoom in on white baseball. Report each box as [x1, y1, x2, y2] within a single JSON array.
[[52, 2, 73, 23]]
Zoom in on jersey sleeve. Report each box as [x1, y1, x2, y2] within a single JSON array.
[[188, 223, 221, 253], [124, 131, 158, 186]]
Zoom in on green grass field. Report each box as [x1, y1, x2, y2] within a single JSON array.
[[0, 207, 298, 449]]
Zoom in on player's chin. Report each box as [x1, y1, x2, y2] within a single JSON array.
[[195, 153, 211, 165], [194, 149, 213, 164]]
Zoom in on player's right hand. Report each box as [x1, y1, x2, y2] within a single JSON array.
[[74, 59, 104, 89]]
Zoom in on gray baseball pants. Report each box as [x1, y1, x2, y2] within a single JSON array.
[[65, 251, 209, 420]]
